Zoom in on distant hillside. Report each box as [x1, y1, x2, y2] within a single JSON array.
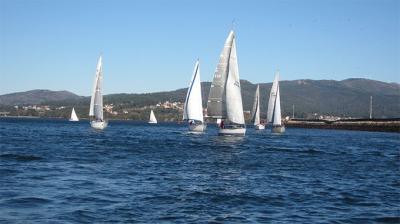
[[1, 78, 399, 118], [0, 90, 82, 105], [271, 79, 399, 118], [100, 78, 399, 118]]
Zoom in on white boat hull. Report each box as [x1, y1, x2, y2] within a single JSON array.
[[272, 125, 285, 133], [69, 119, 79, 122], [218, 127, 246, 136], [148, 121, 157, 124], [91, 120, 108, 130], [189, 123, 206, 132], [255, 124, 265, 130]]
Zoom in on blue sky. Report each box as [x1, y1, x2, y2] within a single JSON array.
[[0, 0, 399, 95]]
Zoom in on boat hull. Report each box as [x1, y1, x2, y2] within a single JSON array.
[[189, 123, 206, 132], [272, 125, 285, 133], [91, 120, 108, 130], [255, 124, 265, 130], [218, 127, 246, 136], [69, 119, 79, 122], [148, 121, 157, 124]]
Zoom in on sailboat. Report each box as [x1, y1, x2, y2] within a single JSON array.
[[183, 60, 206, 132], [89, 55, 108, 130], [251, 85, 265, 130], [148, 110, 157, 124], [207, 30, 246, 136], [69, 107, 79, 122], [267, 71, 285, 133]]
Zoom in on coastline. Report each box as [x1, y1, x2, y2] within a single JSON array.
[[2, 116, 399, 133], [286, 119, 400, 133]]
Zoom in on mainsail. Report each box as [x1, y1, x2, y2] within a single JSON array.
[[183, 60, 204, 122], [267, 72, 279, 123], [89, 56, 104, 121], [207, 31, 235, 118], [251, 85, 261, 125], [207, 30, 245, 125], [225, 38, 245, 124], [273, 84, 282, 126], [267, 72, 283, 126]]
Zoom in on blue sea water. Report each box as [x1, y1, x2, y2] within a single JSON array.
[[0, 118, 399, 223]]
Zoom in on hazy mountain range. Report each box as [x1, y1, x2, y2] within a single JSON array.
[[0, 90, 82, 105], [0, 78, 399, 118]]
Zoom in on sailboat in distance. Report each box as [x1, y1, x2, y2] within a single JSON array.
[[207, 30, 246, 136], [69, 107, 79, 122], [267, 71, 285, 133], [89, 55, 108, 130], [148, 110, 157, 124], [183, 60, 206, 132], [251, 85, 265, 130]]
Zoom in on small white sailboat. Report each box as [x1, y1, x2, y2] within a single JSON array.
[[183, 60, 206, 132], [251, 85, 265, 130], [267, 71, 285, 133], [207, 30, 246, 136], [89, 55, 108, 130], [69, 107, 79, 122], [148, 110, 157, 124], [216, 118, 222, 127]]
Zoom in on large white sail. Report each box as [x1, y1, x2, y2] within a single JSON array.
[[149, 110, 157, 123], [273, 84, 282, 126], [89, 56, 104, 121], [225, 38, 245, 125], [183, 60, 204, 122], [251, 85, 260, 125], [267, 72, 279, 123], [207, 31, 235, 118], [70, 107, 79, 121]]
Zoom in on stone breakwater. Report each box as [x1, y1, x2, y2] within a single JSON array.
[[286, 119, 400, 133]]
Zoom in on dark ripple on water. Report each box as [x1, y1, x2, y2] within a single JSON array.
[[0, 118, 399, 223]]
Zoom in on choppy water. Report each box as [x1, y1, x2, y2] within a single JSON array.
[[0, 118, 399, 223]]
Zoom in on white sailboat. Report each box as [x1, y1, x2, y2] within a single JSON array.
[[148, 110, 157, 124], [267, 71, 285, 133], [207, 30, 246, 136], [251, 85, 265, 130], [183, 60, 206, 132], [69, 107, 79, 122], [216, 118, 222, 127], [89, 55, 108, 130]]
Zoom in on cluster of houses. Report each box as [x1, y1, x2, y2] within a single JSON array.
[[102, 101, 184, 116], [14, 105, 61, 112]]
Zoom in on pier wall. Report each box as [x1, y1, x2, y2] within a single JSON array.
[[286, 119, 400, 133]]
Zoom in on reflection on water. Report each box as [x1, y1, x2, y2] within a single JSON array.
[[212, 135, 246, 145]]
